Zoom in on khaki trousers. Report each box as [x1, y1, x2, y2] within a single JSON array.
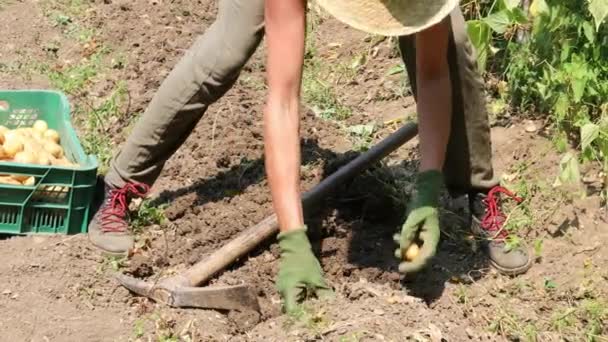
[[105, 0, 499, 196]]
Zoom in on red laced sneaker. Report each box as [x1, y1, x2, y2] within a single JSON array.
[[88, 182, 150, 255], [480, 186, 523, 241], [470, 186, 532, 276]]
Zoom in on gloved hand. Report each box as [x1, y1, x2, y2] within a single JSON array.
[[394, 170, 443, 274], [276, 226, 333, 313]]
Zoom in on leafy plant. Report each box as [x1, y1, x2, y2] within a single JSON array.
[[466, 0, 608, 198]]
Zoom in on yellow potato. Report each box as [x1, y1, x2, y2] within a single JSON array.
[[11, 151, 37, 182], [33, 120, 48, 133], [51, 156, 77, 168], [37, 153, 52, 166], [405, 243, 420, 261], [3, 139, 24, 158], [14, 151, 37, 165], [22, 177, 35, 186], [43, 129, 60, 143], [13, 128, 32, 138], [0, 175, 21, 185], [31, 129, 44, 141], [4, 130, 21, 143], [44, 142, 64, 159], [0, 131, 4, 145], [23, 139, 43, 152]]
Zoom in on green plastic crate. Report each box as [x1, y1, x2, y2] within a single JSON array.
[[0, 90, 98, 235]]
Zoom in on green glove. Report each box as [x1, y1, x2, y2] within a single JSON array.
[[394, 170, 442, 274], [276, 226, 333, 314]]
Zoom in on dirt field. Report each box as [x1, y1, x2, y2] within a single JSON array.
[[1, 1, 607, 341]]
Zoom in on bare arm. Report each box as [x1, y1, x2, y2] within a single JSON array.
[[264, 0, 307, 232], [416, 19, 452, 172]]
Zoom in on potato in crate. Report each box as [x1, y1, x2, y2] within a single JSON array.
[[0, 90, 98, 235]]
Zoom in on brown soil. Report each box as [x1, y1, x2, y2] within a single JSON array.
[[1, 1, 607, 341]]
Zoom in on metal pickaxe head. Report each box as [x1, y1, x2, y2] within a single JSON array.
[[115, 273, 261, 312]]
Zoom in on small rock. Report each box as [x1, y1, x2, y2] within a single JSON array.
[[373, 309, 385, 316], [262, 252, 275, 262], [386, 296, 399, 304], [524, 121, 537, 133], [32, 236, 47, 244], [10, 294, 18, 300], [2, 289, 11, 295]]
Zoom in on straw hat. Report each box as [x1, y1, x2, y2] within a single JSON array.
[[314, 0, 459, 36]]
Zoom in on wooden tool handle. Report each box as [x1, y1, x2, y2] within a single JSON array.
[[184, 122, 419, 286]]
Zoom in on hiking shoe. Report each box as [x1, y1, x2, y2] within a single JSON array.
[[88, 182, 150, 256], [469, 186, 532, 276]]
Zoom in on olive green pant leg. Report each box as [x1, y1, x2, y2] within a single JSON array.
[[397, 7, 500, 195], [105, 0, 265, 188]]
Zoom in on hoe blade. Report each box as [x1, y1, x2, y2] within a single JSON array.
[[115, 273, 260, 312]]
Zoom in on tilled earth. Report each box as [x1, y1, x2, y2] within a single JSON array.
[[0, 1, 607, 341]]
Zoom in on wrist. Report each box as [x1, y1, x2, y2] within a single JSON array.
[[278, 225, 312, 253], [412, 170, 443, 207]]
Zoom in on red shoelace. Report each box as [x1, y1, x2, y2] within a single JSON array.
[[100, 183, 150, 233], [480, 186, 523, 240]]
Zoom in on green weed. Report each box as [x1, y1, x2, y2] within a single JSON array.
[[467, 0, 608, 198], [489, 309, 539, 341], [42, 55, 102, 94], [339, 333, 362, 342], [454, 284, 469, 305], [302, 11, 353, 121], [131, 199, 167, 233], [133, 319, 145, 339], [79, 82, 128, 172], [346, 122, 376, 152], [303, 57, 353, 120], [283, 303, 331, 335], [98, 255, 127, 273]]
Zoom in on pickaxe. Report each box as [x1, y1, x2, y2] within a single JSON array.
[[115, 122, 418, 312]]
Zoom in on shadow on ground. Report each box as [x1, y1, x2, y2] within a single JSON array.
[[123, 136, 492, 305]]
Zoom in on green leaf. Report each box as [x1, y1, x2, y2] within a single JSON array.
[[588, 0, 608, 31], [503, 0, 521, 10], [347, 123, 375, 137], [555, 152, 581, 186], [483, 10, 512, 33], [466, 20, 492, 71], [508, 7, 529, 24], [581, 123, 600, 151], [571, 77, 588, 103], [386, 64, 404, 76], [544, 278, 557, 290], [529, 0, 549, 17], [534, 239, 543, 257], [582, 21, 596, 43], [554, 94, 570, 122]]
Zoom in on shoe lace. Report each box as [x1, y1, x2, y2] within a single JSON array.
[[100, 183, 150, 233], [480, 186, 523, 241]]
